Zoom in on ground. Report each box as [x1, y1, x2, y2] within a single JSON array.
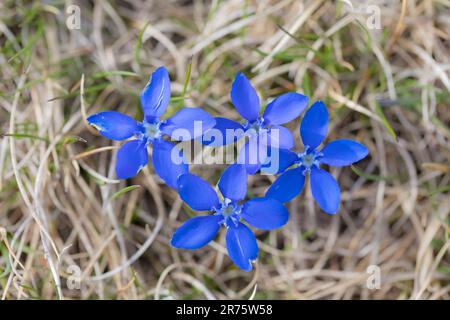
[[0, 0, 449, 300]]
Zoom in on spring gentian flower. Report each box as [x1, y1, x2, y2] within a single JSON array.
[[87, 67, 215, 188], [266, 101, 369, 214], [202, 73, 308, 174], [171, 164, 289, 271]]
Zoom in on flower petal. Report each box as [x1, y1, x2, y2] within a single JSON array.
[[177, 173, 219, 211], [87, 111, 138, 141], [266, 125, 294, 150], [310, 167, 340, 214], [231, 73, 260, 121], [226, 222, 258, 272], [140, 66, 171, 119], [263, 92, 308, 125], [218, 164, 247, 202], [260, 148, 298, 175], [152, 139, 188, 189], [115, 139, 148, 179], [320, 139, 369, 167], [265, 167, 305, 202], [161, 107, 216, 141], [171, 215, 222, 249], [300, 100, 329, 149], [241, 197, 289, 230], [237, 137, 265, 175], [201, 117, 244, 146]]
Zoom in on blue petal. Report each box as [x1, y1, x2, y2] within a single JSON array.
[[231, 73, 260, 121], [300, 100, 329, 149], [140, 66, 171, 119], [177, 173, 219, 211], [161, 107, 216, 141], [152, 139, 188, 189], [218, 164, 247, 202], [237, 137, 265, 174], [320, 139, 369, 167], [115, 139, 148, 179], [263, 92, 308, 125], [241, 197, 289, 230], [265, 167, 305, 202], [201, 117, 244, 146], [260, 148, 298, 175], [310, 167, 340, 214], [266, 125, 294, 150], [171, 215, 222, 249], [87, 111, 138, 141], [226, 222, 258, 272]]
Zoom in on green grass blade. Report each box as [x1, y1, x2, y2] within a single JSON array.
[[375, 104, 397, 141], [91, 70, 140, 79], [428, 185, 450, 197], [135, 21, 151, 68], [181, 58, 193, 98], [2, 133, 48, 142], [351, 165, 393, 182], [111, 185, 141, 200]]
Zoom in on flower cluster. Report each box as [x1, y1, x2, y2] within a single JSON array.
[[87, 66, 369, 271]]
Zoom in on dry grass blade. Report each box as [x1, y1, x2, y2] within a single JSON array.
[[0, 0, 449, 300]]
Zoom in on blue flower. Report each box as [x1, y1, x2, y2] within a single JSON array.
[[266, 101, 369, 214], [87, 66, 215, 187], [171, 164, 289, 271], [202, 73, 308, 174]]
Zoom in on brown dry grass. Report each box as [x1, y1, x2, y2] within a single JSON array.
[[0, 0, 449, 300]]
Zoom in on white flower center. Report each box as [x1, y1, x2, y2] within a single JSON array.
[[144, 122, 161, 140]]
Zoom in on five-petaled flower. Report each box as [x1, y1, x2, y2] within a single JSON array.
[[266, 101, 369, 214], [202, 73, 309, 174], [171, 164, 289, 271], [87, 66, 215, 187]]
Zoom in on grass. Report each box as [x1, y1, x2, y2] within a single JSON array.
[[0, 0, 449, 300]]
